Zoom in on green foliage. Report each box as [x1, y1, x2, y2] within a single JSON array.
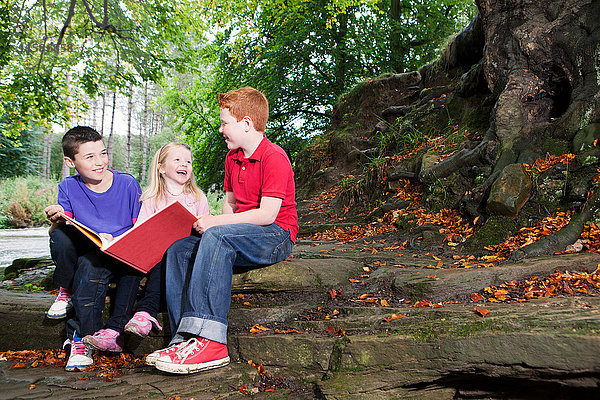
[[1, 0, 206, 134], [206, 190, 225, 215], [0, 116, 42, 178], [0, 175, 57, 228], [161, 0, 474, 188]]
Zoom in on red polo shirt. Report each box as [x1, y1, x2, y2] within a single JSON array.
[[224, 136, 298, 242]]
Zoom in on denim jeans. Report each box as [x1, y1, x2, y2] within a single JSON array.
[[134, 260, 163, 318], [165, 223, 293, 345], [49, 224, 97, 289], [65, 249, 143, 339]]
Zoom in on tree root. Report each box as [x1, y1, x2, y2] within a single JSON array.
[[419, 139, 489, 184], [510, 190, 600, 261]]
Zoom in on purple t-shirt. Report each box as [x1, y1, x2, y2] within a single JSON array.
[[58, 170, 142, 237]]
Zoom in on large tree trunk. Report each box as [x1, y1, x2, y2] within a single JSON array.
[[478, 0, 599, 170]]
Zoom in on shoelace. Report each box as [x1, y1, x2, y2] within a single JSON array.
[[56, 287, 71, 301], [71, 341, 88, 355], [175, 338, 206, 359]]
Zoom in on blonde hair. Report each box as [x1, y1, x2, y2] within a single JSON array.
[[218, 86, 269, 132], [140, 142, 205, 204]]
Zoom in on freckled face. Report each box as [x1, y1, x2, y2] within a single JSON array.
[[160, 146, 193, 187], [219, 108, 246, 151]]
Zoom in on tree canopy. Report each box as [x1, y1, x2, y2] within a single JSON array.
[[1, 0, 475, 186]]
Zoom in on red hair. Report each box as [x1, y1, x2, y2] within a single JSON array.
[[218, 87, 269, 132]]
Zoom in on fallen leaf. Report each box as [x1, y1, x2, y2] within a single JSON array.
[[249, 324, 271, 334], [470, 292, 486, 302], [475, 308, 490, 317], [384, 313, 406, 322]]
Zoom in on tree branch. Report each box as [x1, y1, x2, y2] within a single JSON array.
[[271, 109, 331, 120], [36, 0, 48, 73], [55, 0, 76, 52]]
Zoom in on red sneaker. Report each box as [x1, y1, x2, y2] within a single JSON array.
[[145, 341, 188, 366], [154, 337, 229, 374]]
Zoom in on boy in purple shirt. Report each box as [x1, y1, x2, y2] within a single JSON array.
[[44, 126, 142, 371]]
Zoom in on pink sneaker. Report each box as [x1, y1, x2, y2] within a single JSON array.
[[82, 328, 124, 352], [124, 311, 162, 338], [154, 337, 229, 374], [145, 341, 188, 366]]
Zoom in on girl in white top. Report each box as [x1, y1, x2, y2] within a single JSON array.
[[123, 142, 209, 338]]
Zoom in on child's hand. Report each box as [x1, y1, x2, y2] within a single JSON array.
[[44, 205, 65, 223], [193, 215, 217, 233], [99, 233, 114, 242]]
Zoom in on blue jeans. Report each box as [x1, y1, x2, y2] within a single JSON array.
[[49, 225, 97, 289], [134, 260, 163, 318], [66, 250, 143, 339], [165, 223, 293, 345]]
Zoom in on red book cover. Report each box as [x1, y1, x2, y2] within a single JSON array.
[[59, 201, 198, 273]]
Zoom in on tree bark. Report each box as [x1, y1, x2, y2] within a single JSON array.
[[140, 82, 149, 184], [100, 89, 106, 135], [126, 82, 133, 174], [107, 90, 116, 168], [42, 129, 51, 180]]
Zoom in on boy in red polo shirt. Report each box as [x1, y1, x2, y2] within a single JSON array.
[[150, 86, 298, 374]]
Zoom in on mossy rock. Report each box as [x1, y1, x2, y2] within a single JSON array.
[[3, 257, 54, 280], [572, 123, 600, 153], [462, 216, 521, 255]]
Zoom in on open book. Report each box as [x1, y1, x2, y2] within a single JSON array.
[[59, 201, 198, 273]]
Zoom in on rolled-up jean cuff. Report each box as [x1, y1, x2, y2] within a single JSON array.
[[178, 316, 228, 344]]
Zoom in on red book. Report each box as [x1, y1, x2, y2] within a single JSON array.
[[59, 201, 198, 273]]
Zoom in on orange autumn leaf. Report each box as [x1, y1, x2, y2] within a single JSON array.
[[249, 324, 271, 334], [380, 299, 390, 307], [349, 278, 365, 284], [475, 308, 490, 317], [384, 313, 406, 322], [413, 300, 432, 308], [363, 298, 377, 303], [470, 292, 486, 302]]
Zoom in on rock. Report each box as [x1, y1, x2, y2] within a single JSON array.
[[420, 154, 439, 172], [232, 258, 364, 292], [572, 123, 600, 153], [486, 163, 532, 217], [3, 257, 54, 279]]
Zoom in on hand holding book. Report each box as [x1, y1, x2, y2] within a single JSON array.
[[57, 201, 199, 273]]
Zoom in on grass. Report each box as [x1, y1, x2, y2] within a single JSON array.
[[0, 175, 58, 228]]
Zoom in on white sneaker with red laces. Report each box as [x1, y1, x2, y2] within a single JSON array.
[[65, 333, 93, 372], [154, 337, 229, 374], [46, 287, 72, 319]]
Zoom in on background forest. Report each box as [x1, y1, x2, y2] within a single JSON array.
[[0, 0, 474, 227]]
